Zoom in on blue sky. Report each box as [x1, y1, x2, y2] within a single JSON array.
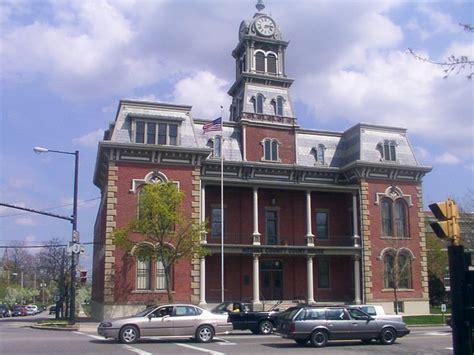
[[0, 0, 473, 272]]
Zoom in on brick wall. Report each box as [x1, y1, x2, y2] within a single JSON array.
[[245, 125, 296, 164]]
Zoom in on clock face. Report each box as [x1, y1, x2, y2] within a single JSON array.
[[255, 16, 275, 36]]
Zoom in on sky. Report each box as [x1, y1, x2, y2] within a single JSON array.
[[0, 0, 473, 273]]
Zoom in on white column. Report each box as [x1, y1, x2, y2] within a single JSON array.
[[306, 190, 314, 246], [354, 255, 361, 304], [253, 187, 261, 245], [307, 255, 315, 304], [200, 183, 207, 244], [253, 254, 261, 304], [199, 257, 206, 305]]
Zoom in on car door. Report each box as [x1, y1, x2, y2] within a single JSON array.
[[172, 306, 200, 336], [325, 308, 352, 340], [140, 306, 174, 337], [346, 308, 380, 339], [228, 303, 247, 330]]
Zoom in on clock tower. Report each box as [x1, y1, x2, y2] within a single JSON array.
[[228, 0, 296, 125]]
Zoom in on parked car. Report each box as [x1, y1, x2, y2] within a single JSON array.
[[11, 305, 27, 317], [0, 304, 11, 318], [26, 305, 39, 315], [348, 304, 403, 322], [275, 305, 410, 347], [97, 304, 232, 344], [211, 301, 281, 335], [49, 305, 56, 315]]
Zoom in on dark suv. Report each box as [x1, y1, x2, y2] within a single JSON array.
[[275, 305, 410, 347], [0, 304, 11, 318]]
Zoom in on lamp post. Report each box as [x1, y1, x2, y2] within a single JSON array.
[[34, 146, 79, 324]]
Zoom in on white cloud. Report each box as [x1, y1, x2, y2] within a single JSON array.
[[172, 71, 230, 119], [73, 129, 104, 148], [435, 152, 461, 165]]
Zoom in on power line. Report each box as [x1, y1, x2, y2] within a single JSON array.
[[0, 197, 100, 218], [0, 242, 99, 249]]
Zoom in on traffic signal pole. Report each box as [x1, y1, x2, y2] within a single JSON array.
[[448, 245, 472, 355]]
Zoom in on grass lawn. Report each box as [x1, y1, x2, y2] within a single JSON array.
[[403, 314, 446, 325]]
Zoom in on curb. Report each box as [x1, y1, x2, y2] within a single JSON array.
[[30, 324, 79, 331]]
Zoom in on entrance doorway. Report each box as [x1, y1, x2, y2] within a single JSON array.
[[260, 260, 283, 300]]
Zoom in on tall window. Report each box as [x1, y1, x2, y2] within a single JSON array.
[[315, 211, 329, 239], [263, 138, 279, 161], [214, 136, 222, 158], [317, 259, 330, 288], [135, 121, 179, 146], [256, 94, 264, 113], [381, 198, 409, 238], [265, 210, 278, 245], [398, 252, 412, 289], [136, 258, 151, 290], [275, 97, 283, 116], [267, 53, 277, 74], [383, 251, 413, 289], [156, 259, 166, 290], [378, 140, 397, 161], [255, 52, 265, 72], [211, 208, 224, 238], [383, 252, 395, 289]]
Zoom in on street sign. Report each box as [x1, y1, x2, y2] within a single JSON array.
[[441, 304, 447, 313], [72, 230, 80, 242], [67, 242, 82, 254], [53, 295, 60, 302]]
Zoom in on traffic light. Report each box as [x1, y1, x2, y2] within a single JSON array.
[[80, 270, 87, 284], [428, 198, 460, 244]]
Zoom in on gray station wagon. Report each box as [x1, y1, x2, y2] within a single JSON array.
[[275, 306, 410, 347], [97, 304, 232, 344]]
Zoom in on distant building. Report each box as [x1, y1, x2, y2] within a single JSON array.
[[91, 1, 432, 320]]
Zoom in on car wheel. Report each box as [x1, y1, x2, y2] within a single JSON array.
[[195, 325, 214, 343], [119, 325, 139, 344], [379, 327, 397, 345], [310, 330, 328, 348], [258, 320, 273, 335], [295, 339, 308, 346]]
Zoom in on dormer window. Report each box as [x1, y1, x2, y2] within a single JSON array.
[[262, 138, 280, 161], [134, 119, 179, 146], [377, 140, 397, 161], [311, 144, 326, 165], [207, 136, 222, 158], [273, 96, 284, 116]]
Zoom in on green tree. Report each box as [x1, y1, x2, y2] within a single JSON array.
[[426, 233, 448, 281], [113, 182, 207, 302]]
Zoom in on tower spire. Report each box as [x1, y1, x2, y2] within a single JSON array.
[[256, 0, 265, 12]]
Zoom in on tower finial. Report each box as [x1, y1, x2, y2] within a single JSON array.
[[256, 0, 265, 12]]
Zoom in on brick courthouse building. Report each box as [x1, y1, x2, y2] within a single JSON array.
[[91, 2, 432, 320]]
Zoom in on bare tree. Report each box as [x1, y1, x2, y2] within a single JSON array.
[[408, 23, 473, 79]]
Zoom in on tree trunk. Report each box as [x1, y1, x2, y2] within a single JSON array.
[[164, 265, 173, 303]]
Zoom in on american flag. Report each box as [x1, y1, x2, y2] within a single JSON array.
[[203, 117, 222, 133]]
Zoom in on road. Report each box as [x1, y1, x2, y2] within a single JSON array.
[[0, 314, 453, 355]]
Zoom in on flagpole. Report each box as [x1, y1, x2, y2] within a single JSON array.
[[220, 106, 225, 303]]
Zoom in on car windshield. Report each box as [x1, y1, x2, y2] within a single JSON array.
[[211, 302, 232, 313], [134, 306, 157, 317]]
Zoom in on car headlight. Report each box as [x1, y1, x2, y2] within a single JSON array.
[[100, 321, 112, 327]]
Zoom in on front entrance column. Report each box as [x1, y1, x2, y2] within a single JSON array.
[[253, 254, 261, 306], [307, 255, 315, 304], [252, 187, 261, 245], [352, 192, 360, 247], [354, 255, 361, 304], [199, 257, 206, 305], [200, 183, 207, 244], [306, 190, 314, 246]]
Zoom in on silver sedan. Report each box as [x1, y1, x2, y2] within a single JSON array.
[[97, 304, 232, 344]]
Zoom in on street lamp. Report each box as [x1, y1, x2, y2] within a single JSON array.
[[34, 146, 79, 324]]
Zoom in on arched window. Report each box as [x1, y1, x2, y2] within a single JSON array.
[[381, 197, 409, 238], [394, 199, 408, 238], [267, 53, 277, 74], [381, 198, 393, 236], [262, 138, 280, 161], [383, 252, 395, 289], [398, 252, 412, 289], [276, 96, 283, 116], [255, 52, 265, 72], [256, 94, 264, 113], [136, 258, 151, 290]]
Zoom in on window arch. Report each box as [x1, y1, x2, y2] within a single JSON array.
[[262, 138, 280, 161], [380, 197, 409, 238], [207, 136, 222, 158], [267, 53, 277, 74], [311, 144, 326, 165]]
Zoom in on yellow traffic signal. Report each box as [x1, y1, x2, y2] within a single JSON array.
[[429, 198, 460, 245]]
